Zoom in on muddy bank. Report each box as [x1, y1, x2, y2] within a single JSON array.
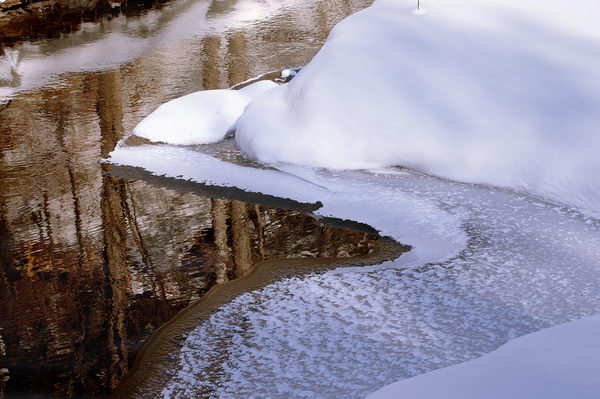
[[114, 237, 407, 398]]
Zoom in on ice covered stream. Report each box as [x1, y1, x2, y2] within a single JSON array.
[[108, 143, 600, 398], [107, 2, 600, 395]]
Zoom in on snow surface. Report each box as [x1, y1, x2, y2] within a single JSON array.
[[368, 315, 600, 399], [132, 90, 250, 145], [132, 81, 279, 145], [239, 80, 278, 98], [235, 0, 600, 217], [107, 143, 600, 399]]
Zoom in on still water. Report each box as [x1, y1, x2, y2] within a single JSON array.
[[0, 0, 373, 396]]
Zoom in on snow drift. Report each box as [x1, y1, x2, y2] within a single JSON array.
[[239, 79, 278, 98], [133, 89, 251, 145], [235, 0, 600, 216], [367, 315, 600, 399], [132, 80, 277, 145]]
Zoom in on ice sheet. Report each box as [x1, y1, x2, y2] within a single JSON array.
[[106, 144, 600, 399]]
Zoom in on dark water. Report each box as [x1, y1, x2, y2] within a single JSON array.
[[0, 0, 373, 396]]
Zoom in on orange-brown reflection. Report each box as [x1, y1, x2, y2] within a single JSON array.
[[0, 169, 376, 397], [0, 0, 173, 46], [0, 0, 374, 396]]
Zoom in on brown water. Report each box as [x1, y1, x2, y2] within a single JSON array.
[[0, 0, 374, 397]]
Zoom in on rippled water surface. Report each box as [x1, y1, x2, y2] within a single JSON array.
[[0, 0, 373, 396]]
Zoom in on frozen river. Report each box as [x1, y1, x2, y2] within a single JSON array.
[[109, 140, 600, 398]]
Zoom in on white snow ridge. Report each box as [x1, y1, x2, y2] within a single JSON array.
[[236, 0, 600, 217]]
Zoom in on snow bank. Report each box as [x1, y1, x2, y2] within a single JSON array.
[[236, 0, 600, 216], [239, 79, 278, 98], [133, 89, 251, 145], [132, 80, 278, 145], [367, 315, 600, 399]]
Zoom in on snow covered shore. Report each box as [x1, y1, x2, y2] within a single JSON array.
[[132, 90, 252, 145], [236, 0, 600, 217], [368, 316, 600, 399]]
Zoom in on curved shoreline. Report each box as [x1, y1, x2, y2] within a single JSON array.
[[114, 237, 407, 398]]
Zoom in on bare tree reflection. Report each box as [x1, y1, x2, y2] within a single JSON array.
[[0, 48, 21, 88]]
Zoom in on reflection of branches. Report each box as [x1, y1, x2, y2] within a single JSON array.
[[0, 48, 22, 88]]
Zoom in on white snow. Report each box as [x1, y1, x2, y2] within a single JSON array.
[[239, 80, 278, 98], [132, 90, 251, 145], [280, 68, 299, 79], [367, 315, 600, 399], [235, 0, 600, 217], [131, 80, 280, 145]]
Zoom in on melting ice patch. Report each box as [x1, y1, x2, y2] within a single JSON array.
[[156, 157, 600, 399], [107, 144, 600, 399], [107, 144, 467, 268]]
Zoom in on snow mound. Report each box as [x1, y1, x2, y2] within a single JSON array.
[[367, 315, 600, 399], [133, 89, 251, 145], [236, 0, 600, 216], [239, 80, 278, 98]]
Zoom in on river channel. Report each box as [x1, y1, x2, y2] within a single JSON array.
[[0, 0, 374, 396]]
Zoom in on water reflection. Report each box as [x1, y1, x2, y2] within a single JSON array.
[[0, 0, 173, 46], [0, 170, 377, 397], [0, 0, 373, 396], [0, 0, 371, 101], [0, 49, 20, 88]]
